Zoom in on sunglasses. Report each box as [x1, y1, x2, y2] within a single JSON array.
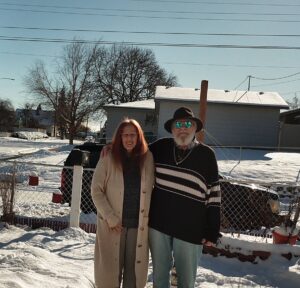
[[174, 120, 193, 129]]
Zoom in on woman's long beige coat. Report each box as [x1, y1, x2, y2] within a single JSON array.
[[91, 151, 154, 288]]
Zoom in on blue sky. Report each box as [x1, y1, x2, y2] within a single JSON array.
[[0, 0, 300, 108]]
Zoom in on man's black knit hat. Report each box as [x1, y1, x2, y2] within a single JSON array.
[[164, 106, 203, 133]]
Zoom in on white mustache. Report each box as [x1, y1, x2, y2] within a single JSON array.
[[174, 133, 195, 146]]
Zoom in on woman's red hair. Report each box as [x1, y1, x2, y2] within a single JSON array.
[[111, 118, 148, 169]]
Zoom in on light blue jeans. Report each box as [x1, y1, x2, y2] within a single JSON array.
[[149, 228, 201, 288]]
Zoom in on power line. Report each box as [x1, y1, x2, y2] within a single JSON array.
[[1, 2, 300, 16], [233, 77, 249, 90], [0, 51, 57, 58], [0, 77, 15, 80], [1, 7, 300, 23], [0, 51, 299, 70], [1, 50, 299, 71], [251, 72, 300, 81], [1, 35, 300, 50], [1, 26, 300, 38], [163, 62, 300, 68], [131, 0, 300, 7], [252, 77, 300, 88], [234, 90, 249, 103], [247, 72, 300, 90]]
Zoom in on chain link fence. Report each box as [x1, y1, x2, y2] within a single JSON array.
[[220, 179, 300, 234], [61, 167, 96, 214], [0, 159, 299, 237]]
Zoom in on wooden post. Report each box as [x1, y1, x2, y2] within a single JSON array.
[[197, 80, 208, 142], [10, 161, 16, 215]]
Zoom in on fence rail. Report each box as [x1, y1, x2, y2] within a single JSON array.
[[0, 160, 299, 238]]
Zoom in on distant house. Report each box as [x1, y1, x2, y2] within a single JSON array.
[[103, 86, 289, 147], [279, 108, 300, 149], [15, 105, 56, 136], [103, 100, 156, 142]]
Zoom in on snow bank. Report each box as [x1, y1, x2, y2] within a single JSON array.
[[12, 131, 49, 140]]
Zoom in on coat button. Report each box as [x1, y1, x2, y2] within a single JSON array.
[[140, 209, 144, 213], [138, 244, 142, 248], [142, 191, 146, 194], [136, 260, 141, 264], [140, 227, 144, 231]]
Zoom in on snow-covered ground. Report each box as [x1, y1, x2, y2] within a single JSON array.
[[1, 224, 300, 288], [0, 136, 81, 160], [216, 147, 300, 183], [0, 135, 300, 287]]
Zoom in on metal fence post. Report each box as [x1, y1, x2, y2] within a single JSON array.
[[69, 165, 83, 228]]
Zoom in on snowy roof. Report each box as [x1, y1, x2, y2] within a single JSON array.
[[155, 86, 289, 109], [104, 99, 155, 110]]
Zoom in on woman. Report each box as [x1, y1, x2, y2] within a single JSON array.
[[91, 118, 154, 288]]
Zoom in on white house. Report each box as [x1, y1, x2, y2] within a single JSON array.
[[103, 86, 289, 147], [104, 99, 156, 142], [155, 86, 289, 147], [15, 106, 55, 136]]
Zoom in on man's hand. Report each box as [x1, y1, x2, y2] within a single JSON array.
[[201, 239, 215, 247], [100, 143, 112, 157]]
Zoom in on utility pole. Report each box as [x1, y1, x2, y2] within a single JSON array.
[[247, 75, 252, 91]]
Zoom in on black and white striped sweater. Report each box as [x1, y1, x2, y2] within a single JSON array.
[[149, 138, 221, 244]]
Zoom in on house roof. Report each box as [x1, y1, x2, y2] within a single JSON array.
[[155, 86, 289, 109], [104, 99, 155, 110], [280, 107, 300, 124], [280, 107, 300, 117]]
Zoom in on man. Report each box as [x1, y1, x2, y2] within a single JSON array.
[[148, 107, 221, 288]]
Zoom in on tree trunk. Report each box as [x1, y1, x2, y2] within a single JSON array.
[[69, 137, 74, 145], [69, 126, 75, 145]]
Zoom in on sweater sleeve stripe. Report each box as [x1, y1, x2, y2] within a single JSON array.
[[155, 183, 207, 203], [207, 196, 221, 205], [156, 178, 206, 201], [207, 183, 221, 206], [156, 166, 207, 192], [156, 163, 207, 184]]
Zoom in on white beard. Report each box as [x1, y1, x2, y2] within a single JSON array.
[[173, 132, 195, 146]]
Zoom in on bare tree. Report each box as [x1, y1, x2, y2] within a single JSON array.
[[93, 45, 178, 105], [24, 42, 178, 143], [0, 99, 15, 132], [287, 95, 300, 110], [24, 42, 97, 144]]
